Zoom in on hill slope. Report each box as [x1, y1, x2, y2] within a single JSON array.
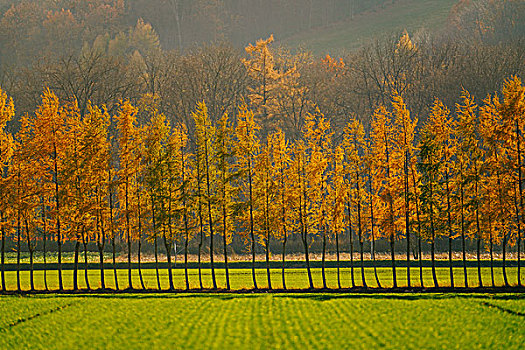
[[280, 0, 458, 54]]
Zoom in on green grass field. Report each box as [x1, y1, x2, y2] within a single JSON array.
[[1, 292, 524, 349], [282, 0, 458, 54], [1, 267, 523, 291]]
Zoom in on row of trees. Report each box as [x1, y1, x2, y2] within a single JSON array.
[[0, 71, 523, 291]]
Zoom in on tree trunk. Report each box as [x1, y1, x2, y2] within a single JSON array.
[[369, 179, 381, 288], [248, 169, 258, 290], [350, 228, 355, 288], [322, 229, 327, 289], [359, 232, 366, 288], [96, 206, 106, 290], [137, 191, 146, 290], [347, 203, 355, 288], [155, 235, 161, 290], [476, 237, 483, 288], [502, 233, 509, 287], [74, 237, 80, 291], [16, 209, 21, 292], [460, 183, 468, 288], [372, 233, 381, 288], [430, 193, 438, 288], [335, 230, 341, 289], [125, 179, 133, 290], [26, 220, 34, 291], [266, 233, 272, 290], [112, 235, 119, 290], [390, 236, 397, 288], [41, 200, 48, 291], [53, 146, 63, 291], [43, 225, 48, 291], [185, 231, 190, 290], [475, 169, 483, 288], [98, 245, 105, 290], [282, 235, 287, 290], [198, 226, 204, 289], [302, 234, 314, 289], [489, 229, 495, 287], [356, 174, 366, 288], [300, 189, 314, 289], [82, 231, 91, 290], [446, 174, 454, 288], [204, 133, 217, 290], [222, 219, 230, 291], [109, 174, 118, 291], [138, 235, 146, 290], [1, 213, 5, 291], [431, 235, 438, 288], [405, 157, 411, 288], [516, 119, 523, 287], [164, 230, 174, 290], [419, 235, 423, 288]]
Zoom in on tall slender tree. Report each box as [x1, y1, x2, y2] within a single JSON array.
[[0, 86, 14, 291], [115, 99, 140, 290], [236, 104, 260, 289]]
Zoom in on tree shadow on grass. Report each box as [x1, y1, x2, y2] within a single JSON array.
[[276, 293, 525, 302], [9, 289, 524, 302]]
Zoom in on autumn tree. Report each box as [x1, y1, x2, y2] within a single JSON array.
[[243, 35, 282, 134], [496, 76, 525, 286], [370, 106, 402, 288], [215, 113, 237, 290], [115, 99, 140, 290], [193, 101, 218, 289], [0, 86, 14, 291], [269, 129, 292, 289], [455, 91, 482, 287], [342, 117, 368, 288], [236, 104, 260, 289], [392, 92, 418, 288], [32, 89, 70, 291], [142, 103, 170, 290]]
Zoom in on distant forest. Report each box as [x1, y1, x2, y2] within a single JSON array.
[[0, 0, 523, 131]]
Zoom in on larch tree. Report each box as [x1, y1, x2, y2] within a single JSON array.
[[342, 117, 368, 288], [392, 92, 418, 288], [215, 113, 237, 290], [193, 101, 218, 289], [243, 35, 282, 134], [0, 86, 14, 291], [370, 106, 402, 288], [269, 129, 292, 289], [175, 122, 193, 291], [418, 103, 446, 288], [455, 91, 482, 287], [419, 99, 457, 288], [479, 95, 510, 287], [496, 76, 525, 286], [290, 139, 314, 289], [329, 144, 346, 289], [142, 105, 170, 290], [115, 99, 140, 290], [32, 89, 70, 291], [165, 120, 192, 290], [235, 104, 260, 289], [12, 116, 38, 291], [254, 137, 277, 289], [80, 104, 111, 290]]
